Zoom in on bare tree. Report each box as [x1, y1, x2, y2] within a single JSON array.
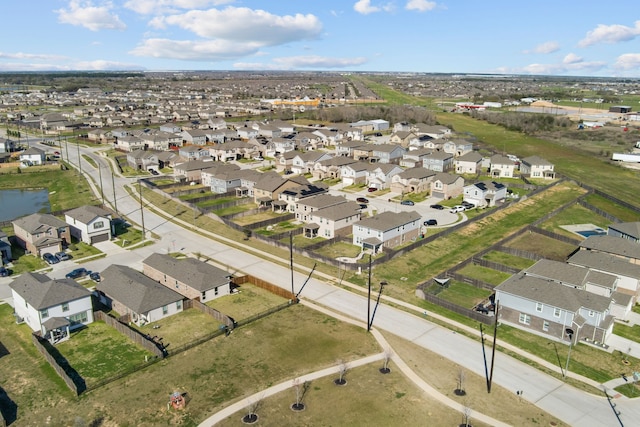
[[243, 393, 264, 424], [335, 359, 348, 385], [380, 348, 392, 374], [461, 403, 472, 427], [455, 367, 467, 396], [291, 378, 306, 411]]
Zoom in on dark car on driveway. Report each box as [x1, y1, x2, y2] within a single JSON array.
[[43, 253, 59, 265], [367, 187, 378, 192], [424, 219, 438, 226], [89, 272, 101, 282], [461, 201, 476, 209], [66, 268, 89, 280], [400, 200, 415, 206], [430, 204, 444, 210], [356, 197, 369, 204], [0, 267, 9, 277]]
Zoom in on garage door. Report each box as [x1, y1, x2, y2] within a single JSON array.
[[90, 233, 110, 244]]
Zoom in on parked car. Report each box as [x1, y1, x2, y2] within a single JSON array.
[[359, 204, 368, 210], [400, 200, 415, 206], [0, 267, 9, 277], [424, 219, 438, 226], [367, 187, 378, 192], [356, 197, 369, 204], [254, 156, 264, 161], [55, 251, 70, 261], [43, 253, 59, 265], [149, 169, 159, 175], [450, 205, 466, 213], [430, 204, 444, 210], [65, 268, 89, 279], [461, 201, 476, 209], [89, 272, 101, 282]]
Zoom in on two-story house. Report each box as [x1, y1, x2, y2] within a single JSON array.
[[430, 173, 464, 200], [422, 151, 454, 172], [64, 205, 113, 244], [520, 156, 555, 179], [489, 154, 516, 178], [352, 211, 422, 253], [463, 181, 507, 207], [390, 167, 437, 194], [12, 213, 71, 256], [455, 151, 483, 174]]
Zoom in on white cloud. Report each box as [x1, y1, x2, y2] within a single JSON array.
[[354, 0, 380, 15], [405, 0, 437, 12], [124, 0, 234, 15], [153, 7, 322, 44], [562, 53, 582, 64], [524, 41, 560, 54], [0, 52, 67, 61], [235, 55, 368, 70], [130, 38, 260, 60], [614, 53, 640, 70], [56, 0, 126, 31], [578, 21, 640, 47], [74, 59, 146, 70]]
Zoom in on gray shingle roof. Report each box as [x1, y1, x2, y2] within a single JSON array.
[[9, 272, 90, 310], [142, 253, 231, 292], [97, 264, 182, 313], [13, 213, 68, 233], [496, 273, 611, 313], [608, 222, 640, 240], [568, 251, 640, 280], [579, 235, 640, 260], [355, 210, 421, 232], [65, 205, 112, 224]]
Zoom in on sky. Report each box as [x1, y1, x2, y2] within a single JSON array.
[[1, 1, 639, 77]]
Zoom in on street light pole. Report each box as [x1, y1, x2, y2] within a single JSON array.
[[368, 280, 387, 330]]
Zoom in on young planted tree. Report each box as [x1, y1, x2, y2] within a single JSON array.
[[380, 348, 392, 374], [291, 378, 306, 411], [455, 367, 467, 396], [335, 359, 348, 385], [460, 404, 472, 427], [242, 393, 264, 424]]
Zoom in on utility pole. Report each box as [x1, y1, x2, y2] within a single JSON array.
[[138, 180, 146, 240], [64, 137, 70, 163], [76, 141, 82, 174], [97, 164, 105, 205], [289, 232, 294, 297], [111, 171, 118, 215], [367, 254, 372, 332]]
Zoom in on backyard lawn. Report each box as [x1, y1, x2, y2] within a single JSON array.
[[481, 250, 536, 271], [206, 283, 289, 321]]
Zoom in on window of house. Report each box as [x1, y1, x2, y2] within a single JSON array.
[[554, 307, 561, 318], [62, 302, 69, 312], [542, 321, 549, 332], [41, 308, 49, 319], [518, 313, 531, 325], [536, 302, 543, 312], [214, 287, 219, 296], [201, 291, 206, 301], [588, 310, 595, 317], [68, 311, 88, 324], [93, 221, 104, 229], [176, 300, 182, 310], [162, 305, 168, 315]]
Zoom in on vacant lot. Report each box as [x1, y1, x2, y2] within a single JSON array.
[[506, 232, 577, 261], [206, 283, 289, 321], [0, 304, 379, 426]]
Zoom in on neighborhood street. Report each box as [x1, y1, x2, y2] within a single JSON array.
[[1, 140, 638, 426]]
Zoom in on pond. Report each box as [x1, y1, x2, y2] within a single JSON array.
[[0, 189, 51, 222]]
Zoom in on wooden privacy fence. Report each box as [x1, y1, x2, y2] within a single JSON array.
[[234, 274, 297, 301], [31, 334, 85, 396], [185, 299, 235, 328], [94, 311, 165, 358]]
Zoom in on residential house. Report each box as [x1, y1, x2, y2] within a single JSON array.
[[422, 151, 454, 172], [201, 163, 244, 193], [142, 253, 232, 302], [608, 222, 640, 243], [389, 131, 417, 148], [311, 156, 356, 180], [0, 137, 16, 153], [366, 163, 404, 190], [87, 129, 109, 142], [252, 173, 303, 206], [126, 150, 160, 171], [160, 123, 182, 133], [173, 158, 216, 182], [19, 147, 46, 166], [520, 156, 555, 179], [0, 231, 12, 264], [463, 181, 507, 207], [288, 151, 333, 175], [12, 213, 70, 256], [390, 167, 436, 194], [413, 124, 452, 139], [401, 148, 432, 168], [352, 211, 422, 253], [114, 135, 144, 152], [577, 235, 640, 265], [567, 250, 640, 301], [266, 138, 296, 157], [371, 144, 406, 164], [335, 140, 367, 158], [430, 173, 464, 200], [178, 145, 210, 161], [455, 151, 483, 174], [278, 184, 330, 214], [96, 264, 184, 326], [236, 126, 259, 140], [443, 139, 474, 157], [303, 198, 362, 239], [495, 272, 614, 344], [340, 162, 374, 187], [9, 272, 94, 344], [64, 205, 113, 244], [181, 129, 208, 145], [489, 154, 516, 178], [254, 123, 282, 139], [157, 151, 181, 169]]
